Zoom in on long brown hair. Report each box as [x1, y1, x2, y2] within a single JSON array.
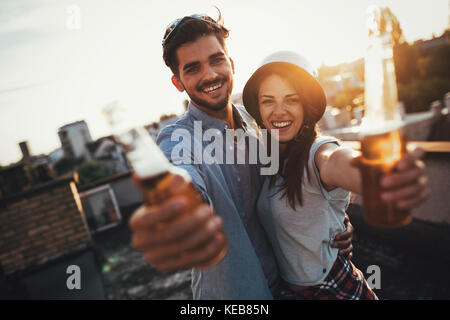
[[255, 66, 324, 210], [270, 123, 319, 210]]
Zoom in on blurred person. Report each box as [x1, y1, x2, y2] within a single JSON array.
[[242, 51, 429, 299], [129, 12, 428, 300]]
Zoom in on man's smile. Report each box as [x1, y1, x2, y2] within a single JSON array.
[[202, 83, 223, 95]]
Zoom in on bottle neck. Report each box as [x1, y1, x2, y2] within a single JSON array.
[[363, 31, 402, 128], [367, 33, 394, 58], [124, 127, 172, 179]]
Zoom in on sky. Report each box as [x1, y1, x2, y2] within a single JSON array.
[[0, 0, 448, 165]]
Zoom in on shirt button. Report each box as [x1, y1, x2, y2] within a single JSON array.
[[237, 177, 240, 182]]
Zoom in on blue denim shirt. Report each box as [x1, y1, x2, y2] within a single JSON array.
[[156, 102, 279, 299]]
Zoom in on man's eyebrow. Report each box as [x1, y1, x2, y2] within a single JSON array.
[[182, 52, 225, 71], [209, 52, 225, 60]]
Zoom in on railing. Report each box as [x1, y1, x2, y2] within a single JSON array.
[[342, 141, 450, 153]]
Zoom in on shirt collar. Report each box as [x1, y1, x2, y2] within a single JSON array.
[[187, 101, 248, 132]]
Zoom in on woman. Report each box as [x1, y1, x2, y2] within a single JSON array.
[[242, 51, 378, 300]]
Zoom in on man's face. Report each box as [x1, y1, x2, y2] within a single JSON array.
[[172, 35, 234, 112]]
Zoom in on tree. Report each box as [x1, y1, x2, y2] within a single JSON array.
[[53, 157, 81, 175], [394, 42, 419, 84], [396, 37, 450, 113], [159, 113, 178, 122], [75, 160, 113, 185], [417, 44, 450, 79]]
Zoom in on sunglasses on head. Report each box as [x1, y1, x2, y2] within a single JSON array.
[[162, 14, 220, 47]]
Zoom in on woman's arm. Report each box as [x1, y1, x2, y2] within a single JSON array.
[[315, 143, 359, 258], [315, 143, 429, 208], [314, 143, 362, 194]]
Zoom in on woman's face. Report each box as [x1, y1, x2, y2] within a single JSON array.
[[258, 74, 304, 143]]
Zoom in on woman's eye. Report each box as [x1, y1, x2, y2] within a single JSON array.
[[286, 98, 299, 104], [260, 99, 274, 105]]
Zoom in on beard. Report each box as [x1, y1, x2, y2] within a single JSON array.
[[185, 75, 233, 111]]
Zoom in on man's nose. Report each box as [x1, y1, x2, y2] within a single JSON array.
[[202, 65, 218, 81]]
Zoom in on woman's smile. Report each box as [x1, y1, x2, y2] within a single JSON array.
[[271, 120, 293, 128]]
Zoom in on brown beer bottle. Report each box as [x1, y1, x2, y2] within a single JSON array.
[[126, 127, 228, 268], [359, 127, 411, 228], [359, 6, 412, 228]]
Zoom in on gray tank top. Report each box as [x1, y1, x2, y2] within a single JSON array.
[[257, 136, 350, 285]]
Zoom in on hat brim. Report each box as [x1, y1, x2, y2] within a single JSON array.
[[242, 62, 326, 126]]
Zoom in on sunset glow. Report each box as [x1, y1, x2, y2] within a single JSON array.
[[0, 0, 448, 165]]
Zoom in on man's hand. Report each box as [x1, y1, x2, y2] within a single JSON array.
[[129, 196, 225, 273], [332, 214, 354, 260], [379, 148, 430, 210]]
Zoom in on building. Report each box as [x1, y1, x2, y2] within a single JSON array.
[[0, 172, 105, 299], [86, 135, 130, 174], [145, 116, 179, 141], [0, 142, 54, 198], [0, 162, 32, 198], [47, 148, 64, 167], [58, 120, 93, 160], [320, 72, 365, 103], [318, 106, 354, 131]]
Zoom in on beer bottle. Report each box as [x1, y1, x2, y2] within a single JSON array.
[[359, 6, 411, 228], [123, 127, 228, 268]]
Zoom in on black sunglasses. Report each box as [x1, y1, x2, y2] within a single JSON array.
[[162, 14, 220, 47]]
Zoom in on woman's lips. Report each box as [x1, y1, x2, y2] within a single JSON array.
[[271, 121, 293, 133], [271, 121, 293, 128]]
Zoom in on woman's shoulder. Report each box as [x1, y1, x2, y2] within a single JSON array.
[[310, 135, 341, 157], [313, 135, 341, 145], [307, 136, 351, 201]]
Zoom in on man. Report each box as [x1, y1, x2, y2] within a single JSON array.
[[129, 13, 429, 299]]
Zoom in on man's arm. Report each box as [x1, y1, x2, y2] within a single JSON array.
[[129, 127, 226, 272], [332, 215, 354, 259]]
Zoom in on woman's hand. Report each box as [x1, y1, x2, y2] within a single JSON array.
[[320, 144, 430, 210], [332, 214, 354, 260], [350, 148, 430, 210]]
